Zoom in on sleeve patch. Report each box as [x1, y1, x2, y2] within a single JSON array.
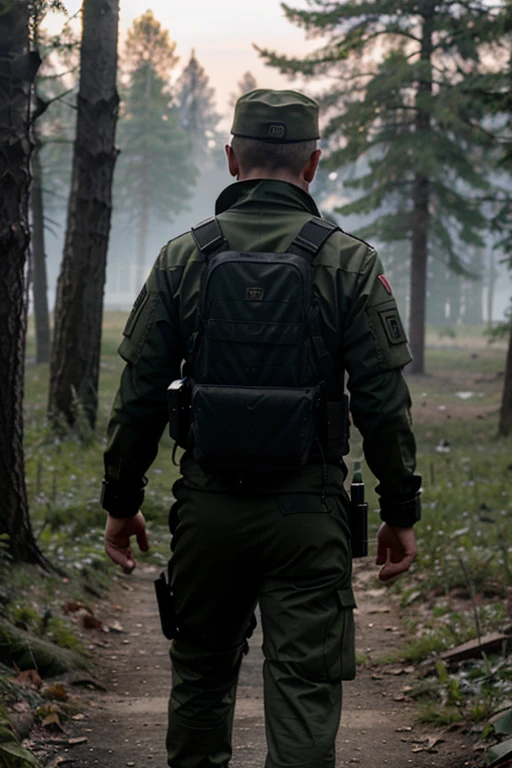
[[118, 290, 159, 365], [378, 275, 393, 295], [123, 285, 148, 339], [378, 307, 407, 346]]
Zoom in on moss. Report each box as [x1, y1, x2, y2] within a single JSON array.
[[45, 618, 84, 653]]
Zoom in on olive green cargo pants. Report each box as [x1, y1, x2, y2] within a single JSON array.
[[166, 481, 356, 768]]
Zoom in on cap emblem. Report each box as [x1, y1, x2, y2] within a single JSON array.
[[267, 123, 286, 139]]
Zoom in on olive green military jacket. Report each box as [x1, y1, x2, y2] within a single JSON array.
[[103, 180, 420, 526]]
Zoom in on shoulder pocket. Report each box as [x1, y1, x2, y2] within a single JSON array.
[[118, 287, 160, 365]]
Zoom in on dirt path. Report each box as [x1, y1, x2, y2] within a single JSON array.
[[53, 565, 480, 768]]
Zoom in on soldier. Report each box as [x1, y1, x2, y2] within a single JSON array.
[[102, 89, 421, 768]]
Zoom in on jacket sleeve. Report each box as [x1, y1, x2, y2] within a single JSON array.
[[342, 245, 421, 527], [101, 250, 184, 518]]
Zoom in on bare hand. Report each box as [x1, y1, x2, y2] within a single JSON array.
[[104, 511, 149, 574], [376, 523, 417, 582]]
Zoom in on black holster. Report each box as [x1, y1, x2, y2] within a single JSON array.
[[154, 569, 177, 640]]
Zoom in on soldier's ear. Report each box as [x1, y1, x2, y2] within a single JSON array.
[[225, 144, 240, 178], [303, 149, 322, 184]]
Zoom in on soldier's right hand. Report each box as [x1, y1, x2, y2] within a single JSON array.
[[376, 523, 417, 582], [104, 511, 150, 575]]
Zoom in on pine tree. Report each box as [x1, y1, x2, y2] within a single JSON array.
[[229, 71, 258, 107], [258, 0, 500, 373], [491, 3, 512, 436], [48, 0, 119, 429], [30, 2, 78, 364], [0, 0, 48, 564], [176, 49, 221, 166], [115, 11, 195, 291]]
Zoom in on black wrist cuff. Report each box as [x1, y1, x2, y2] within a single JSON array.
[[101, 478, 146, 518], [379, 475, 422, 527]]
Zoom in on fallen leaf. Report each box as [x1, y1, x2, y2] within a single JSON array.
[[15, 669, 42, 689], [47, 757, 76, 768], [42, 713, 63, 732], [384, 667, 410, 676], [426, 736, 443, 751], [68, 737, 88, 746], [81, 613, 103, 630], [43, 684, 69, 701]]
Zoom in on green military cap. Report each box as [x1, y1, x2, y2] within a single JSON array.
[[231, 89, 320, 143]]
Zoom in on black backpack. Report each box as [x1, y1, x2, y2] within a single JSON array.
[[169, 215, 348, 473]]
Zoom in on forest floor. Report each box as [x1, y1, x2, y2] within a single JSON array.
[[42, 563, 480, 768]]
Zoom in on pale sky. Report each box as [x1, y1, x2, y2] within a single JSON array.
[[53, 0, 318, 117]]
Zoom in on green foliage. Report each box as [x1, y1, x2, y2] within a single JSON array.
[[0, 704, 41, 767], [45, 617, 84, 652], [259, 0, 504, 274], [494, 709, 512, 737], [486, 736, 512, 766], [418, 702, 463, 727]]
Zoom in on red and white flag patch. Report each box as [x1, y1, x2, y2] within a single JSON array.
[[378, 275, 393, 295]]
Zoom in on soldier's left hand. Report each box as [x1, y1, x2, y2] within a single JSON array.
[[104, 511, 150, 574]]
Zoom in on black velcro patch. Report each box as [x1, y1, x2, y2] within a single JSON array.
[[378, 307, 407, 345], [123, 285, 148, 339]]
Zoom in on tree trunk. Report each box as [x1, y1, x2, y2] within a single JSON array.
[[135, 61, 152, 292], [426, 258, 448, 325], [487, 248, 496, 325], [0, 1, 45, 563], [462, 248, 483, 325], [408, 1, 434, 375], [31, 132, 51, 363], [48, 0, 120, 429], [409, 173, 430, 372], [498, 325, 512, 437], [446, 270, 462, 323]]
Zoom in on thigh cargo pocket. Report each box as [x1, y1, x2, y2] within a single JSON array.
[[323, 587, 357, 682]]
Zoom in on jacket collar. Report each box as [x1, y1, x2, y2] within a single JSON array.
[[215, 179, 321, 217]]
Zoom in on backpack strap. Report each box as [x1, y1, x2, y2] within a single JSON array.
[[191, 216, 229, 258], [288, 216, 339, 259]]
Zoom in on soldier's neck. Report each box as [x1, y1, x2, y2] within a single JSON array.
[[237, 170, 309, 193]]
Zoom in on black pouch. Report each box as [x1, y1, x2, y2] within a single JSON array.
[[191, 383, 321, 473], [325, 396, 350, 459], [167, 378, 193, 449], [154, 570, 177, 640]]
